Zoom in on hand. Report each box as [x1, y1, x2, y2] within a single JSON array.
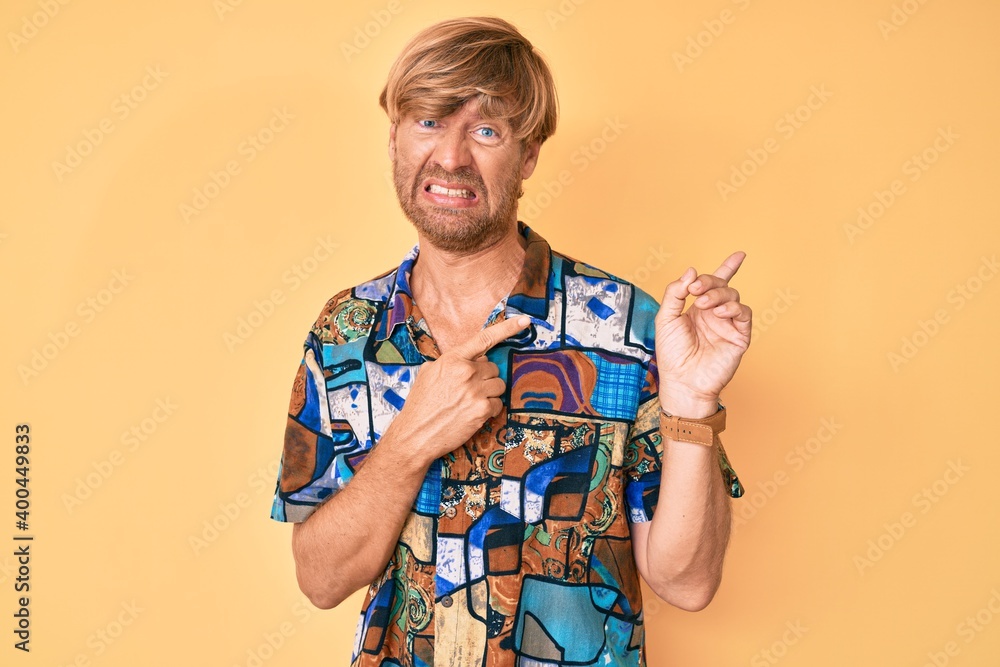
[[387, 315, 531, 464], [655, 251, 752, 410]]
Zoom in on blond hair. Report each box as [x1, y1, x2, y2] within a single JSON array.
[[379, 16, 559, 146]]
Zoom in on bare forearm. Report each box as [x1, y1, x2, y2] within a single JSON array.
[[646, 396, 732, 609], [289, 315, 531, 609], [292, 422, 432, 609]]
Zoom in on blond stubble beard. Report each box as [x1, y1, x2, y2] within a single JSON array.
[[392, 153, 524, 254]]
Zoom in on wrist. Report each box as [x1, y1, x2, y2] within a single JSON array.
[[379, 416, 437, 475], [658, 395, 721, 420]]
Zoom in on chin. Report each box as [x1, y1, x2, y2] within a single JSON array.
[[409, 217, 506, 254]]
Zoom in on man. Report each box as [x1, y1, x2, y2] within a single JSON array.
[[270, 16, 750, 667]]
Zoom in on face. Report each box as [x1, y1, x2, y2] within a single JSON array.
[[389, 97, 540, 254]]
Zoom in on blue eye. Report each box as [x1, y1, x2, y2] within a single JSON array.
[[478, 127, 495, 137], [419, 120, 436, 128]]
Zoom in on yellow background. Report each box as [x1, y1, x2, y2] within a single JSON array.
[[4, 0, 999, 664]]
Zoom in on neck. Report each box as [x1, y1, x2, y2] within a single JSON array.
[[410, 222, 528, 319]]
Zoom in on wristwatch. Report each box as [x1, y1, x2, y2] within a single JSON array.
[[659, 402, 726, 446]]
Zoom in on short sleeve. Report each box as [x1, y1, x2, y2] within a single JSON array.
[[269, 331, 365, 523], [622, 345, 745, 525]]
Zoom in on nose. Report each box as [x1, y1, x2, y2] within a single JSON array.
[[431, 124, 473, 173]]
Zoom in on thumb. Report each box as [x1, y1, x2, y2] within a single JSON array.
[[659, 267, 696, 321], [451, 315, 531, 360]]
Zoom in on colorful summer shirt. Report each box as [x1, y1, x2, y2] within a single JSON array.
[[270, 220, 743, 667]]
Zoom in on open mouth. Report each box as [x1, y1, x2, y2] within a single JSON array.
[[426, 183, 476, 199], [422, 180, 479, 208]]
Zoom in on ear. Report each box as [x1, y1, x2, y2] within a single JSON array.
[[519, 139, 542, 179], [388, 123, 397, 162]]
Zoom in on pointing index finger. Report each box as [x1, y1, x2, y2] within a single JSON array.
[[451, 315, 531, 360], [712, 251, 747, 282]]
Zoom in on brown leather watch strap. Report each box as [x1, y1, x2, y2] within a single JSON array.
[[660, 403, 726, 446]]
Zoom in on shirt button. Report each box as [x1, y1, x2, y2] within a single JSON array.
[[441, 595, 453, 608]]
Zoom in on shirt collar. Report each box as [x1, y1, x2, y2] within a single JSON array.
[[373, 220, 551, 348]]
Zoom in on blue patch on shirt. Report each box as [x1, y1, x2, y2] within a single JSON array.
[[587, 296, 615, 320]]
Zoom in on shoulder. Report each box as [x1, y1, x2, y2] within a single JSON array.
[[549, 249, 660, 357], [307, 266, 396, 346]]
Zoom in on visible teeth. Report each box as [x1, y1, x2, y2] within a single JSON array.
[[428, 184, 474, 198]]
